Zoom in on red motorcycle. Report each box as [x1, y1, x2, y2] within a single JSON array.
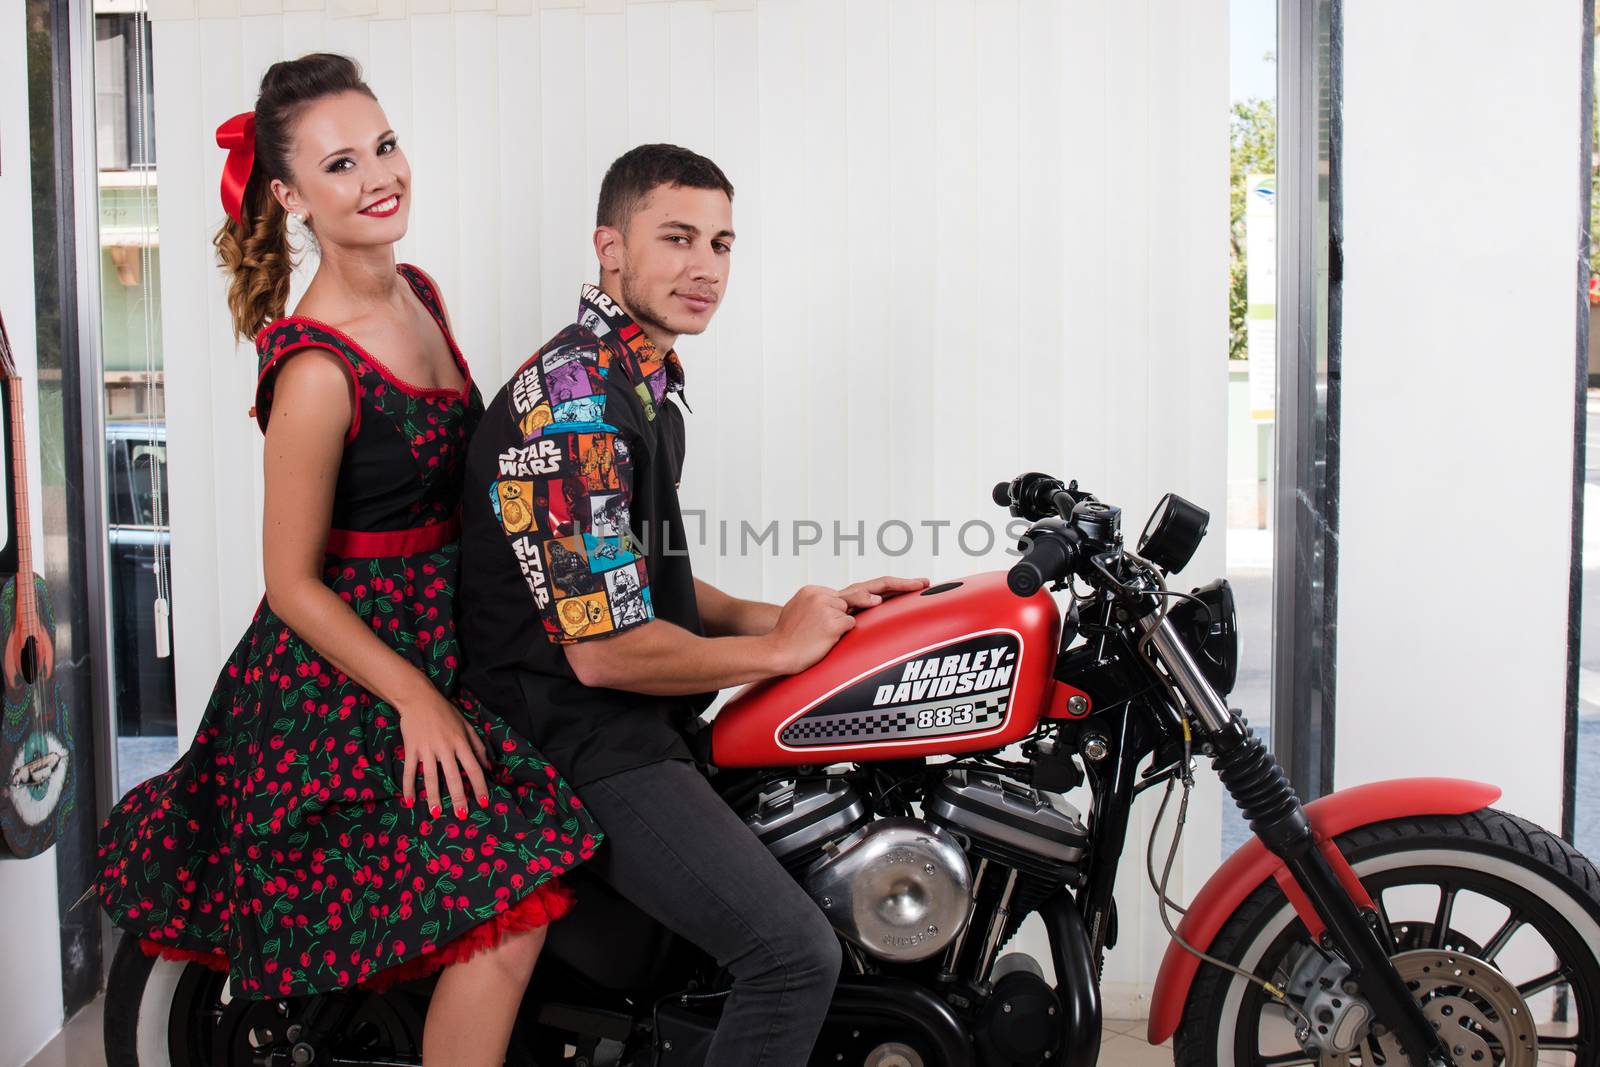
[[107, 472, 1600, 1066]]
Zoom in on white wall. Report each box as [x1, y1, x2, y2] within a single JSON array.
[[145, 0, 1229, 1013], [1336, 2, 1584, 831], [0, 6, 69, 1066]]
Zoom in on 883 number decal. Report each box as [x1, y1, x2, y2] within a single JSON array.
[[916, 703, 976, 730]]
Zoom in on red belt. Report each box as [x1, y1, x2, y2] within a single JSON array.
[[325, 514, 460, 557]]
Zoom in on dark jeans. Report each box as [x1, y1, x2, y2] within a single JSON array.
[[581, 759, 842, 1067]]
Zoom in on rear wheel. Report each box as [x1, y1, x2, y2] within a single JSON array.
[[1174, 809, 1600, 1066], [103, 931, 429, 1066]]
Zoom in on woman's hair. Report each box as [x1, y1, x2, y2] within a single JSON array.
[[214, 53, 375, 342]]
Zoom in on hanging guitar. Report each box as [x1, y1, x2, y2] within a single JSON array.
[[0, 310, 72, 858]]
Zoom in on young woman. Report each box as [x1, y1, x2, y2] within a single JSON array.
[[94, 53, 600, 1066]]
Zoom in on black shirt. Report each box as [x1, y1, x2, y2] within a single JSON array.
[[459, 285, 716, 787]]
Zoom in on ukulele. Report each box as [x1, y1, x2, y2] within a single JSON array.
[[0, 310, 72, 859]]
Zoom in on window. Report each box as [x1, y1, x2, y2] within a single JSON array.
[[93, 12, 156, 171], [1221, 0, 1279, 856]]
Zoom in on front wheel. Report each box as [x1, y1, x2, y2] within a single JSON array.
[[1174, 809, 1600, 1066]]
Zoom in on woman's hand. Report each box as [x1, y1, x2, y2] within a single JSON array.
[[258, 348, 495, 819], [397, 689, 492, 818]]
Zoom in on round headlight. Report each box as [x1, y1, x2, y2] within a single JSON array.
[[1167, 578, 1237, 698]]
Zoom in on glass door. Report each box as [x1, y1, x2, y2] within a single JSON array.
[[90, 0, 175, 798]]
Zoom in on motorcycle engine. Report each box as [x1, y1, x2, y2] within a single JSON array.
[[924, 771, 1090, 880], [743, 779, 973, 963], [923, 771, 1092, 966], [802, 818, 973, 962], [743, 774, 1089, 968]]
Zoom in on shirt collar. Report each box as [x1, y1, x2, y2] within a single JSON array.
[[577, 284, 687, 398]]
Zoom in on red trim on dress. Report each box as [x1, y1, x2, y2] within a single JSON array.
[[136, 878, 574, 993], [256, 266, 473, 405], [324, 514, 461, 558], [396, 263, 476, 403], [356, 878, 574, 992], [252, 340, 365, 445], [137, 939, 229, 972]]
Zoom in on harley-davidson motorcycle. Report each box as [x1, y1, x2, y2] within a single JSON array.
[[105, 472, 1600, 1066]]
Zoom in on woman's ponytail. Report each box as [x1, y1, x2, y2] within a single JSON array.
[[214, 170, 293, 342]]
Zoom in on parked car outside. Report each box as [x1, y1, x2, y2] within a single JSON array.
[[106, 420, 175, 738]]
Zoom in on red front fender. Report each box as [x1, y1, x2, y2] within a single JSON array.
[[1145, 777, 1502, 1045]]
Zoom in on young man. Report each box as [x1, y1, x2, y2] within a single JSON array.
[[457, 144, 928, 1064]]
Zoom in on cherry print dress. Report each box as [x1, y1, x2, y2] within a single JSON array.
[[95, 263, 601, 999]]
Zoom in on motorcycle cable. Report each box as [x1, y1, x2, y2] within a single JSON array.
[[1114, 553, 1309, 1025], [1146, 766, 1190, 916], [1086, 554, 1217, 654], [1143, 760, 1309, 1030], [1082, 555, 1205, 916]]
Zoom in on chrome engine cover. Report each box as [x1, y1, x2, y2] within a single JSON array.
[[802, 818, 972, 962], [744, 778, 868, 868], [924, 771, 1089, 874]]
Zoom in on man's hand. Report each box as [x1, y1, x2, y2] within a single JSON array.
[[767, 585, 857, 675], [836, 575, 931, 613]]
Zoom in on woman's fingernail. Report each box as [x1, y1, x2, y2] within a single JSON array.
[[430, 804, 442, 817], [478, 794, 490, 806], [402, 797, 414, 809], [454, 806, 467, 819]]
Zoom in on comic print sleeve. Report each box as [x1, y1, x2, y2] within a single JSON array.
[[486, 329, 654, 644]]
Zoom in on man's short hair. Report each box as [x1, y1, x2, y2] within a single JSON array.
[[596, 144, 735, 230]]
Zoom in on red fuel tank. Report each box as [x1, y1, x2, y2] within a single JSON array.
[[710, 571, 1062, 768]]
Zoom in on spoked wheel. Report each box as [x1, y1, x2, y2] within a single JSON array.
[[1175, 809, 1600, 1066], [104, 931, 428, 1066]]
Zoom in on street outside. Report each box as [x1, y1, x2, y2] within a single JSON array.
[[1219, 529, 1273, 857]]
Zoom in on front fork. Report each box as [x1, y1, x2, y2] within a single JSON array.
[[1142, 615, 1455, 1067]]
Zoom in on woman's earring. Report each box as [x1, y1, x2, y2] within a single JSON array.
[[291, 212, 305, 226]]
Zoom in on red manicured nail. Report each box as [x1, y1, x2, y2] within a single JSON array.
[[430, 804, 442, 817], [455, 806, 467, 818], [402, 797, 414, 809], [478, 794, 489, 806]]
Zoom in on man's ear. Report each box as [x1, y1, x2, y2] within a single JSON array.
[[594, 225, 624, 275]]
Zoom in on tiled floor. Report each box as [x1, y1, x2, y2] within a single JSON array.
[[1101, 1016, 1178, 1066], [26, 996, 1172, 1065], [24, 995, 104, 1067]]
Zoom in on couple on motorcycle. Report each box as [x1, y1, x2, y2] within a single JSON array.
[[94, 50, 919, 1067]]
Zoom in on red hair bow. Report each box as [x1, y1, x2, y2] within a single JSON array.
[[216, 111, 257, 227]]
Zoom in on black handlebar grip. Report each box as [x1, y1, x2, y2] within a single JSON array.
[[1008, 531, 1073, 597], [992, 481, 1012, 507]]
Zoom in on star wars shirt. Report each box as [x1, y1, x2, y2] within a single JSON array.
[[458, 284, 716, 787]]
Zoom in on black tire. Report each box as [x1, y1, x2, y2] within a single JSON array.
[[103, 930, 160, 1066], [1174, 808, 1600, 1066], [103, 930, 225, 1066]]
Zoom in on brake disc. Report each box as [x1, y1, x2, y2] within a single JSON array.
[[1318, 949, 1538, 1067]]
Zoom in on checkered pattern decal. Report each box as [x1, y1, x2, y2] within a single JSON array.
[[780, 693, 1009, 747]]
